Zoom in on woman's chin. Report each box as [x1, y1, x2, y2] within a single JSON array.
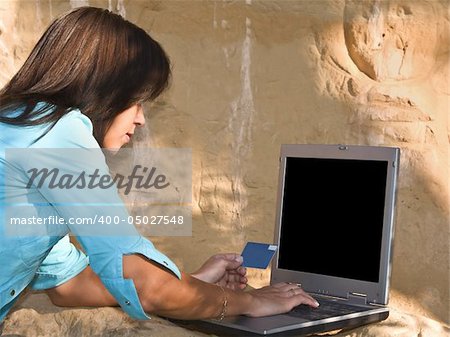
[[103, 147, 121, 155]]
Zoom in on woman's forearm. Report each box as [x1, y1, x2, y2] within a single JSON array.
[[124, 255, 254, 319], [150, 272, 254, 319]]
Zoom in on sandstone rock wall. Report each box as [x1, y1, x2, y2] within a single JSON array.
[[1, 0, 448, 326]]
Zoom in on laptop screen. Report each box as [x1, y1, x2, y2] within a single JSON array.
[[277, 157, 388, 283]]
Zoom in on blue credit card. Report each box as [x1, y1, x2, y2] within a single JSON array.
[[241, 242, 278, 269]]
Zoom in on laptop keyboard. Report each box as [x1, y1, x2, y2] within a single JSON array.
[[289, 299, 369, 321]]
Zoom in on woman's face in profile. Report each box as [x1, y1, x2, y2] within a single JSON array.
[[103, 104, 145, 149]]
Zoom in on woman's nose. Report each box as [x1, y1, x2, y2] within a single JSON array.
[[135, 104, 145, 126]]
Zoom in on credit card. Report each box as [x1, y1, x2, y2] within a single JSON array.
[[241, 242, 277, 269]]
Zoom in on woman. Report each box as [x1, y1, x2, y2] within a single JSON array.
[[0, 7, 318, 324]]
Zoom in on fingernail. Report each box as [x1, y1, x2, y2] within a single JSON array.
[[314, 301, 320, 307], [235, 255, 243, 262]]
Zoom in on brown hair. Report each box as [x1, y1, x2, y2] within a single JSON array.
[[0, 6, 170, 145]]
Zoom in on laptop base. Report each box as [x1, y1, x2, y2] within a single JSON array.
[[172, 311, 389, 336]]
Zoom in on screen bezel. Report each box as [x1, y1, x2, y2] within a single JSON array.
[[270, 144, 399, 305]]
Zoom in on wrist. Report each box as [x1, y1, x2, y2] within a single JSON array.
[[237, 291, 258, 317], [216, 285, 228, 321]]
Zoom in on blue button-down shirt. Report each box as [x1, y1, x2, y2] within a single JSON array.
[[0, 105, 181, 322]]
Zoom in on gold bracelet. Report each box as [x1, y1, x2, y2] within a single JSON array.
[[216, 285, 228, 321]]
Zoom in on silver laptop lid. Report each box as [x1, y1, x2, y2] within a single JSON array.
[[271, 144, 399, 306]]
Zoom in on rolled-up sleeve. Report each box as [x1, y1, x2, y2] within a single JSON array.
[[84, 235, 180, 319], [17, 110, 181, 320]]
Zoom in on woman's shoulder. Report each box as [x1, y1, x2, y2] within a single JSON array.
[[57, 108, 94, 134], [0, 105, 100, 149], [33, 108, 100, 149]]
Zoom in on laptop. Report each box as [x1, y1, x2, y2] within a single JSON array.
[[185, 144, 400, 336]]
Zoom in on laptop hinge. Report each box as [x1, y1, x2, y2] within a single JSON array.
[[347, 292, 368, 305]]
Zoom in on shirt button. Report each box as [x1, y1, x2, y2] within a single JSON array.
[[125, 300, 130, 305], [10, 289, 15, 296]]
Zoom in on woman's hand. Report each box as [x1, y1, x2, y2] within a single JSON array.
[[191, 253, 247, 290], [245, 282, 320, 317]]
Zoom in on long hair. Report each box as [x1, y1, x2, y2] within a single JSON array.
[[0, 6, 170, 145]]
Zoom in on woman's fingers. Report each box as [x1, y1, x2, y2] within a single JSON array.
[[273, 282, 301, 292], [272, 282, 291, 289], [224, 272, 247, 286], [247, 284, 320, 317], [289, 289, 319, 307], [256, 282, 320, 307]]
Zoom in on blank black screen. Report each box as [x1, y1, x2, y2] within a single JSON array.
[[278, 157, 388, 282]]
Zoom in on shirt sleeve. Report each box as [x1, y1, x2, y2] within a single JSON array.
[[20, 110, 181, 320]]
